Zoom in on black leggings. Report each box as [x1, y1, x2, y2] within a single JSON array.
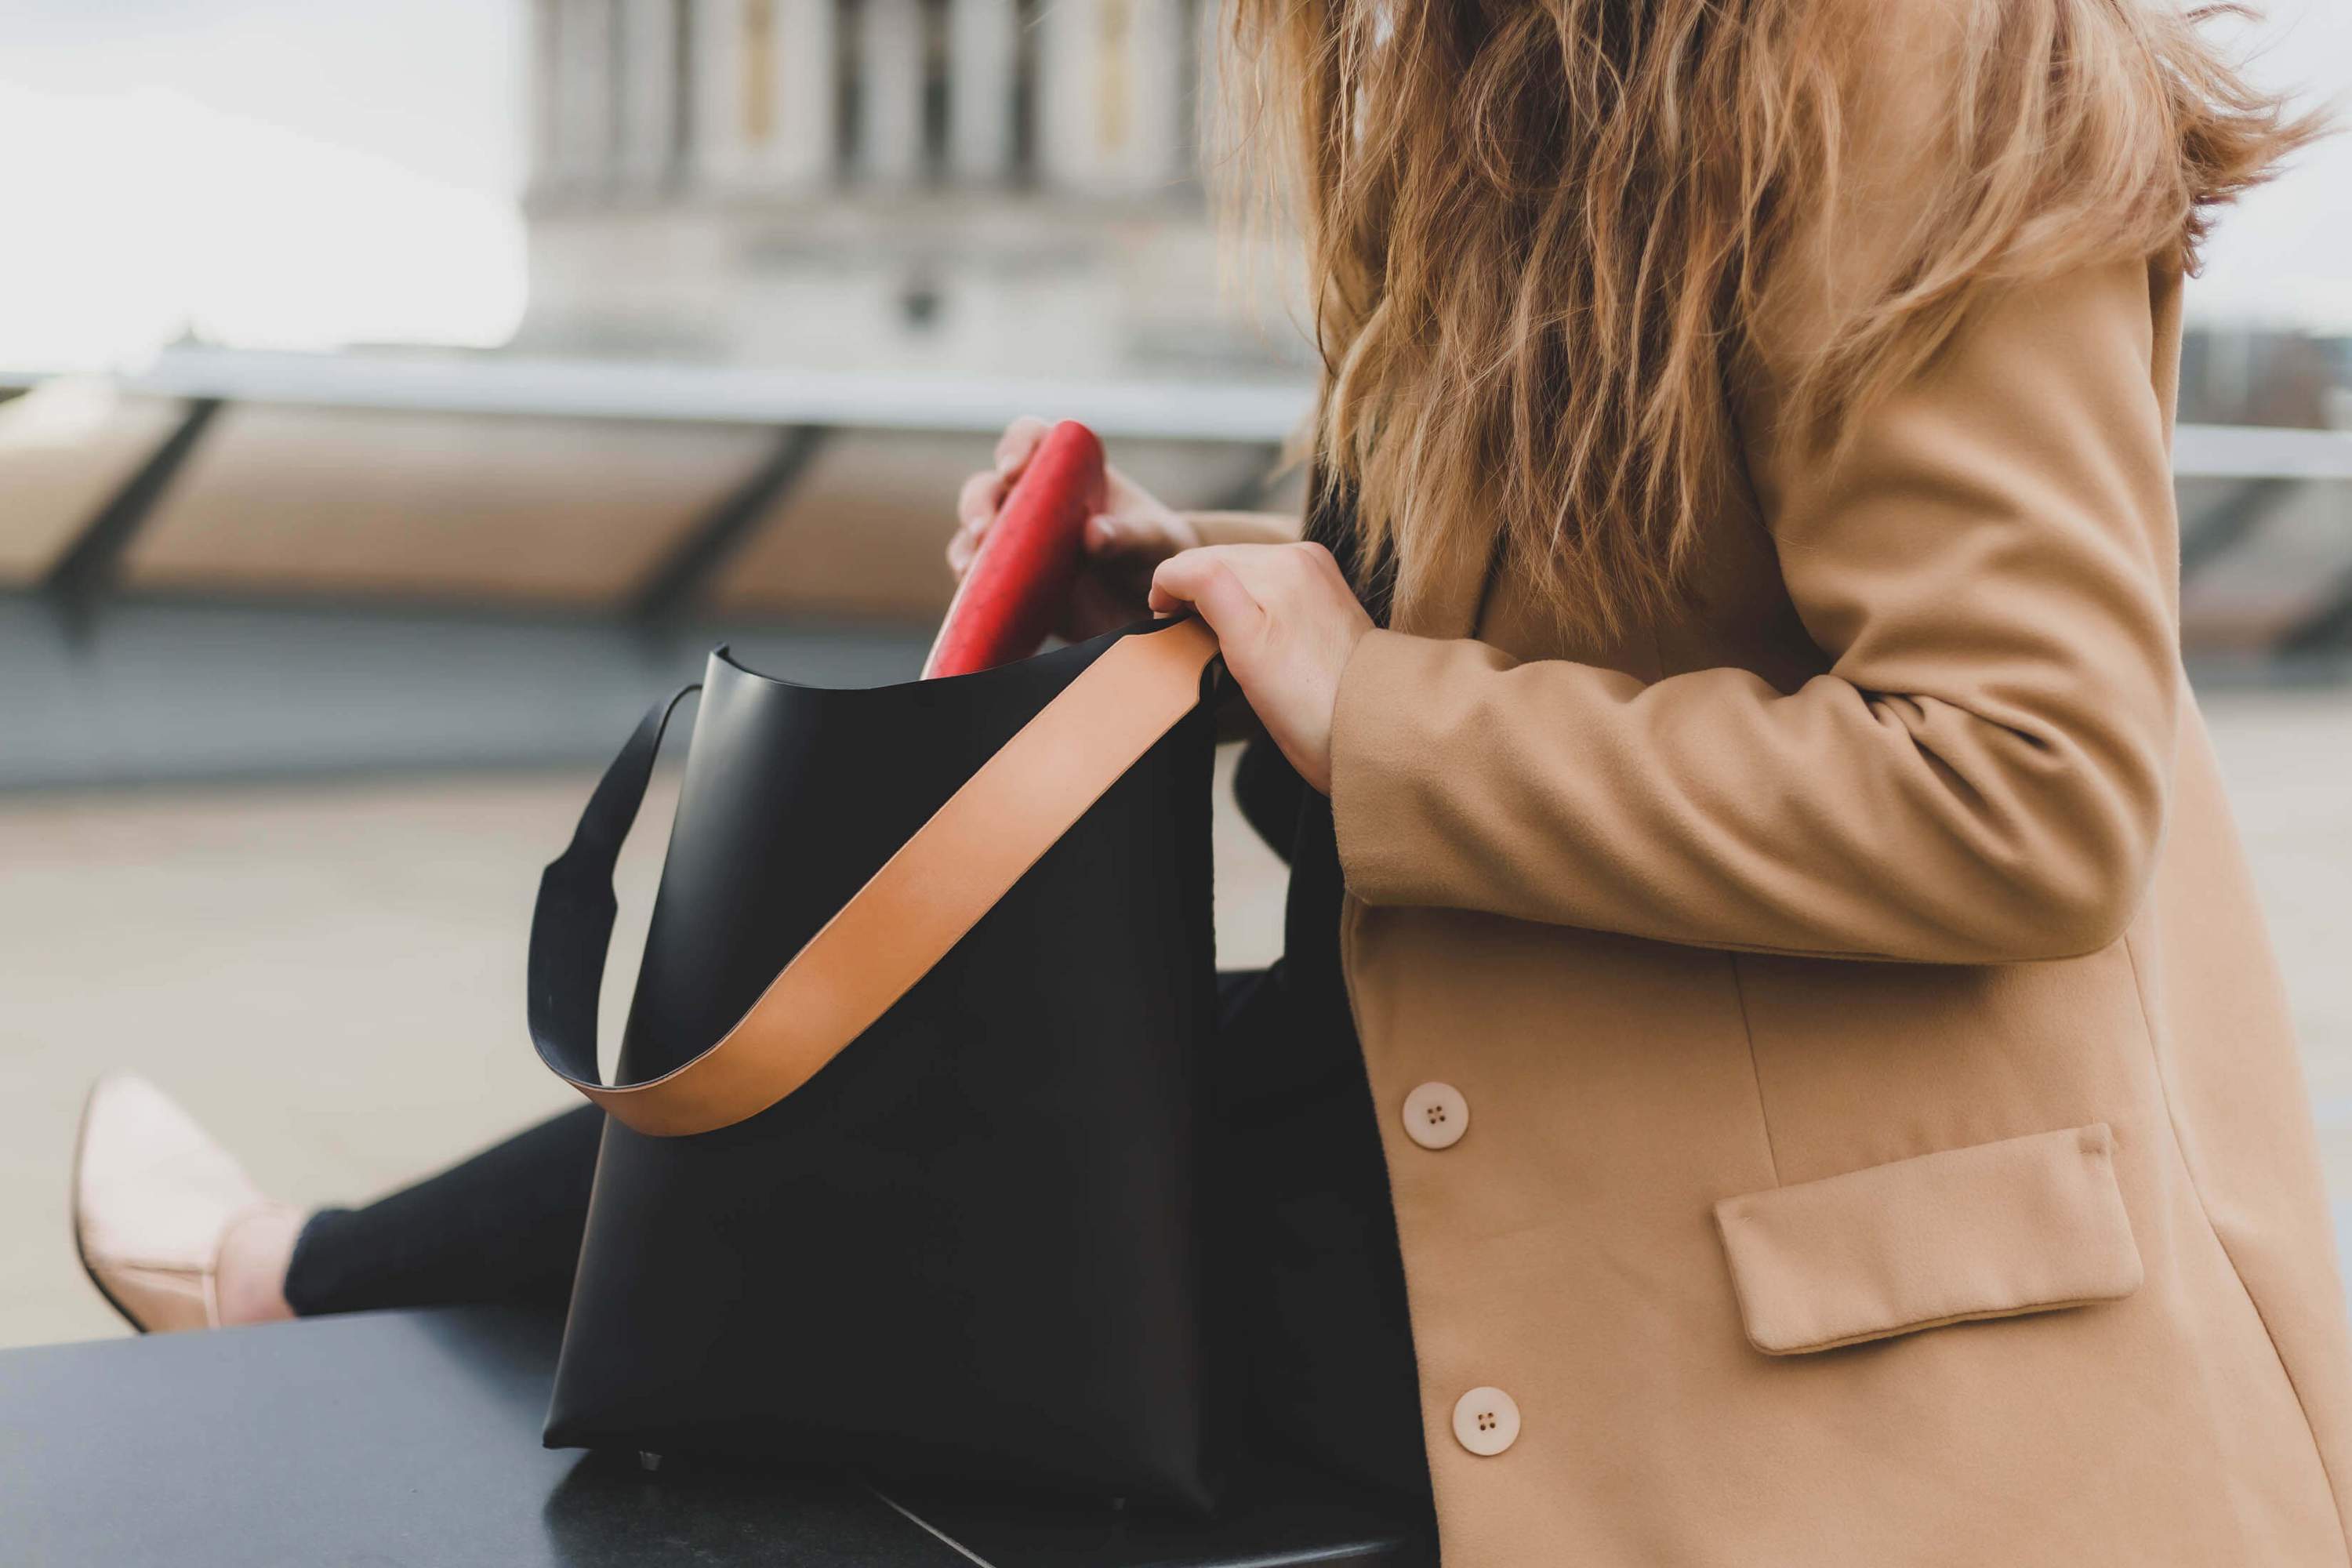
[[286, 1102, 604, 1316], [282, 967, 1432, 1503]]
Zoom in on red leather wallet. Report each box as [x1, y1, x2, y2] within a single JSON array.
[[924, 420, 1106, 679]]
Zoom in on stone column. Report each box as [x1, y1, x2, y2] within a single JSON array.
[[1130, 0, 1184, 185], [551, 0, 620, 196], [616, 0, 681, 191], [1036, 0, 1182, 194], [856, 0, 926, 185], [1186, 0, 1218, 182], [528, 0, 562, 192], [947, 0, 1017, 183], [691, 0, 834, 192]]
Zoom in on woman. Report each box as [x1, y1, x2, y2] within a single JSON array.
[[74, 0, 2343, 1559]]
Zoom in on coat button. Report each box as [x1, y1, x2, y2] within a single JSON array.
[[1452, 1386, 1520, 1456], [1402, 1082, 1468, 1149]]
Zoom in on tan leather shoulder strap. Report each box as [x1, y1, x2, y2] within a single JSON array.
[[529, 619, 1219, 1137]]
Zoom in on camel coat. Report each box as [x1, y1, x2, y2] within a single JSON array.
[[1208, 158, 2352, 1568]]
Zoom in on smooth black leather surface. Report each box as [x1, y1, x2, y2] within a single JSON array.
[[0, 1306, 1429, 1566], [536, 622, 1225, 1511]]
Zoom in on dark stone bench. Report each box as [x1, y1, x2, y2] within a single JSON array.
[[0, 1305, 1432, 1566]]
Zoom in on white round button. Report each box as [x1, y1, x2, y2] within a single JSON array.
[[1402, 1082, 1468, 1149], [1453, 1386, 1520, 1457]]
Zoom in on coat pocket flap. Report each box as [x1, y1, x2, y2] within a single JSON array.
[[1714, 1123, 2143, 1356]]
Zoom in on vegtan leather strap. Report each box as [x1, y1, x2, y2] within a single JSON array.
[[527, 619, 1220, 1137]]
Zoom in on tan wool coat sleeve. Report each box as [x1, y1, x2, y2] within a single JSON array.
[[1328, 252, 2183, 964], [1188, 509, 1303, 549]]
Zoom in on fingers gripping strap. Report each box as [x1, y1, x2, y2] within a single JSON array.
[[527, 619, 1221, 1138]]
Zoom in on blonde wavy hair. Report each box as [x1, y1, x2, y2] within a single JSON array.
[[1221, 0, 2321, 638]]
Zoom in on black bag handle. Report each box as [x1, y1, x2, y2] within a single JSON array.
[[526, 682, 699, 1103]]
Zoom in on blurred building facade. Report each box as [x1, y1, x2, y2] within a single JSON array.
[[518, 0, 1302, 379], [2, 0, 2347, 797]]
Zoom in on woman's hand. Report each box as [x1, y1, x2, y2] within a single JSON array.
[[950, 416, 1202, 642], [1149, 543, 1373, 795]]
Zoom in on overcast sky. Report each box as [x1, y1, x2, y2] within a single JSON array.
[[0, 0, 2343, 368], [0, 0, 525, 364]]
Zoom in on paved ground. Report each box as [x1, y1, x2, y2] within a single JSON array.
[[2, 693, 2347, 1349]]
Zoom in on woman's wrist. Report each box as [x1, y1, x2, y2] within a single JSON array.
[[1146, 541, 1372, 793]]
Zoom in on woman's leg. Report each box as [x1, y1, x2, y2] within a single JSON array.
[[281, 1104, 604, 1316]]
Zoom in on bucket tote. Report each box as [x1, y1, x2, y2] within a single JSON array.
[[525, 616, 1227, 1511]]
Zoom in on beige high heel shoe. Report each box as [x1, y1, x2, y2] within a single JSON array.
[[71, 1073, 299, 1333]]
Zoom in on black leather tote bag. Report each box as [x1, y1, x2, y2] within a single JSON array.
[[525, 617, 1225, 1511]]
